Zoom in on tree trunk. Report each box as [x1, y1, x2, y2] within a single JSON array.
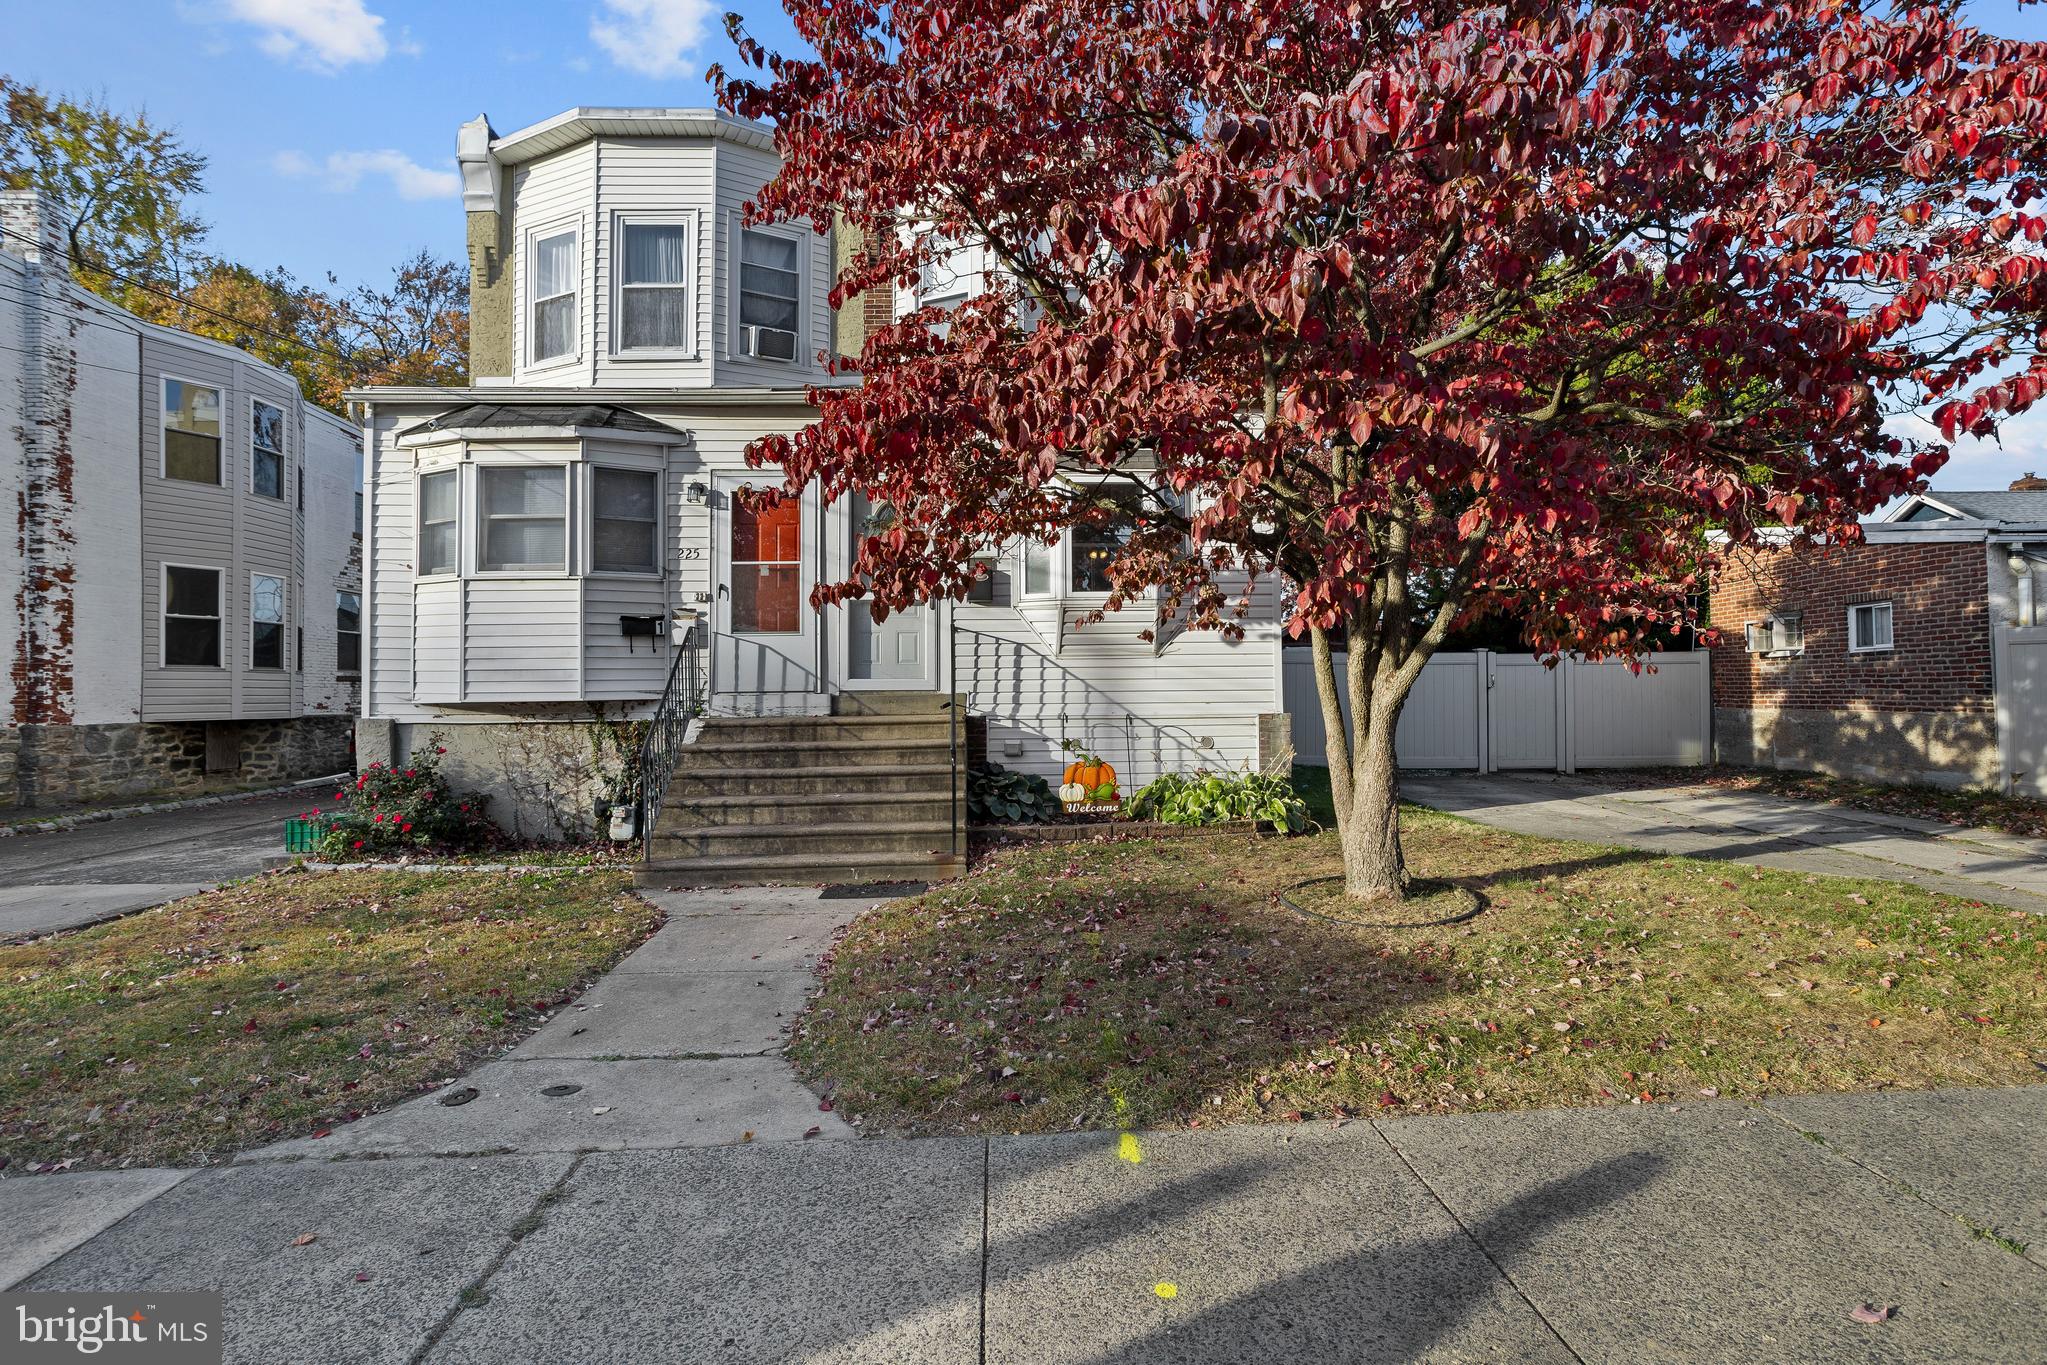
[[1307, 626, 1421, 902], [1341, 716, 1406, 899]]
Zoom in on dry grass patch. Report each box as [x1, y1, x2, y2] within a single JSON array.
[[791, 811, 2046, 1135], [0, 867, 657, 1171]]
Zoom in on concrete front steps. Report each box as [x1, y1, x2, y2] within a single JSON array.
[[637, 692, 965, 889]]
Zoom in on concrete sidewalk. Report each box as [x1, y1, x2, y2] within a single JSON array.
[[6, 1087, 2043, 1363], [0, 787, 326, 939], [1406, 772, 2047, 913]]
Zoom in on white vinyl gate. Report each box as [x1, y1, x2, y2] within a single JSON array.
[[1997, 625, 2047, 798], [1285, 649, 1712, 772]]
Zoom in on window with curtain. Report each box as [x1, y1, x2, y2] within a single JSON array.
[[480, 467, 567, 572], [251, 574, 286, 669], [162, 379, 223, 484], [1022, 540, 1054, 596], [336, 591, 361, 673], [738, 229, 801, 361], [419, 470, 458, 575], [593, 468, 660, 573], [1068, 486, 1146, 593], [530, 228, 578, 363], [619, 222, 688, 351], [251, 398, 284, 498], [163, 566, 222, 666]]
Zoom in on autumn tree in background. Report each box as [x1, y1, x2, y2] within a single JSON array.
[[0, 77, 207, 288], [4, 76, 468, 413], [718, 0, 2047, 901]]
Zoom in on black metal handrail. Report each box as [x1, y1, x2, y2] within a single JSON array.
[[636, 621, 707, 862]]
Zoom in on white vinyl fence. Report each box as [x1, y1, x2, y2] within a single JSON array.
[[1285, 649, 1712, 772], [1997, 625, 2047, 798]]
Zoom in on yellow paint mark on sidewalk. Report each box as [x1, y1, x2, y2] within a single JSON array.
[[1117, 1132, 1143, 1164], [1153, 1282, 1178, 1300]]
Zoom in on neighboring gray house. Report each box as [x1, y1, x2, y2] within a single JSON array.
[[352, 108, 1286, 879], [0, 189, 361, 808]]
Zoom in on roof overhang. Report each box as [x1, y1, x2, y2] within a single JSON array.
[[345, 386, 827, 409], [485, 108, 778, 166]]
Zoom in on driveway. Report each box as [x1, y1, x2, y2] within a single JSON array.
[[0, 787, 322, 939], [1404, 772, 2047, 913]]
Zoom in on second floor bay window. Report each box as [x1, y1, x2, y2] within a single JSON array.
[[162, 378, 223, 484], [251, 398, 285, 499], [480, 467, 568, 573], [737, 228, 801, 361], [618, 221, 689, 353], [530, 227, 578, 364]]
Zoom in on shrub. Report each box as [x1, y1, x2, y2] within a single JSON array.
[[1127, 769, 1312, 833], [312, 742, 499, 860], [967, 762, 1062, 824]]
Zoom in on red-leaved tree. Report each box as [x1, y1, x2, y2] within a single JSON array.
[[716, 0, 2047, 901]]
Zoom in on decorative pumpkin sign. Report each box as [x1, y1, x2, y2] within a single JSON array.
[[1061, 756, 1119, 811]]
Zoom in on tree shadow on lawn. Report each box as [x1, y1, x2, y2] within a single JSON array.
[[797, 835, 1483, 1134]]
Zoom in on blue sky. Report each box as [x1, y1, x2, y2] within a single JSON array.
[[7, 0, 2047, 490]]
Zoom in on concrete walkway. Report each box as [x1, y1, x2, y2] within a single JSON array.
[[0, 787, 325, 939], [255, 885, 882, 1159], [1406, 772, 2047, 913]]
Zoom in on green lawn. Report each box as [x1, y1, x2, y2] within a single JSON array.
[[0, 868, 658, 1170], [790, 811, 2047, 1135]]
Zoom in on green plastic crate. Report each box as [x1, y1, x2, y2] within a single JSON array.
[[283, 816, 334, 854]]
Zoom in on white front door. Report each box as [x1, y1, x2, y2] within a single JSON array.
[[843, 493, 938, 690], [711, 475, 822, 712]]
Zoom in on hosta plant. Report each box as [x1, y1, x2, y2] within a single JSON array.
[[1128, 770, 1312, 834], [968, 762, 1062, 825]]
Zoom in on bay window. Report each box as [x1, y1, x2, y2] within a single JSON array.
[[162, 565, 223, 667], [251, 573, 286, 670], [530, 227, 578, 364], [162, 378, 223, 484], [737, 228, 801, 361], [480, 467, 568, 573], [592, 467, 660, 573], [419, 470, 458, 575], [251, 398, 285, 499], [617, 221, 689, 352]]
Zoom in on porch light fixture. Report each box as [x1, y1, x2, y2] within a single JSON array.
[[683, 480, 710, 506]]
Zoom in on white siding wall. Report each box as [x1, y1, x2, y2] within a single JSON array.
[[593, 141, 717, 387], [954, 575, 1283, 788], [511, 142, 597, 386]]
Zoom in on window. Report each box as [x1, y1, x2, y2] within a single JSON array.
[[1744, 614, 1804, 655], [729, 493, 801, 633], [251, 398, 285, 498], [738, 228, 801, 361], [354, 491, 363, 536], [162, 565, 222, 667], [251, 574, 286, 669], [419, 470, 458, 575], [1022, 539, 1054, 597], [592, 468, 660, 573], [530, 227, 578, 363], [480, 466, 567, 572], [337, 591, 361, 673], [618, 221, 689, 351], [1848, 601, 1894, 653], [162, 378, 223, 484], [1068, 486, 1146, 594]]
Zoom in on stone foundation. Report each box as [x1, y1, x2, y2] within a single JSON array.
[[356, 713, 640, 842], [1713, 705, 2000, 790], [0, 717, 355, 809]]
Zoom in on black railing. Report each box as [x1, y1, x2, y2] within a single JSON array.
[[636, 621, 708, 862], [948, 613, 960, 858]]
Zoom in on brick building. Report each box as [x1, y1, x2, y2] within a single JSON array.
[[1707, 482, 2047, 791]]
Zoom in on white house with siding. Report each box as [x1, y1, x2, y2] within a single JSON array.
[[351, 108, 1285, 878], [1, 189, 361, 808]]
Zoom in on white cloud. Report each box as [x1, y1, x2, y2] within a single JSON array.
[[590, 0, 714, 78], [223, 0, 392, 71], [274, 149, 459, 201]]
